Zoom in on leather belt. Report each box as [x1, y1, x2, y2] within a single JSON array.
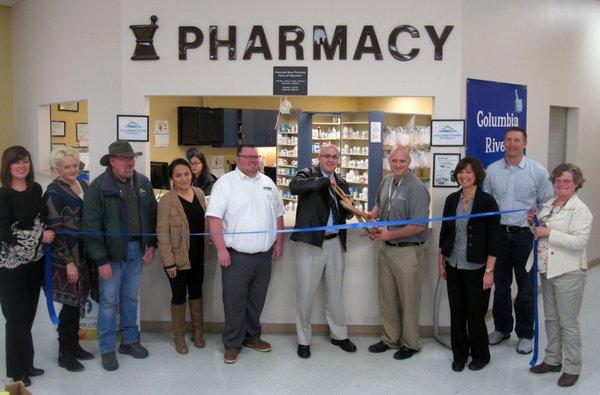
[[500, 225, 529, 233], [385, 241, 425, 247], [323, 233, 338, 240]]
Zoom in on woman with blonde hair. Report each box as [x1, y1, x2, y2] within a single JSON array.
[[43, 146, 97, 372]]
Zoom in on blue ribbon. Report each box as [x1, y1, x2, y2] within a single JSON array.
[[529, 216, 540, 367], [43, 243, 60, 325], [56, 208, 526, 238], [44, 208, 527, 327]]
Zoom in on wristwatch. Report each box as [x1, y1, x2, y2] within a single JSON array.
[[485, 267, 494, 274]]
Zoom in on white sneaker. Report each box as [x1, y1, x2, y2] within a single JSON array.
[[488, 331, 510, 345], [516, 338, 533, 354]]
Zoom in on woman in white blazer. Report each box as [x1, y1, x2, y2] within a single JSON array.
[[527, 163, 592, 388]]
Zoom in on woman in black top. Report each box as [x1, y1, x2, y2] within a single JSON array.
[[437, 157, 501, 372], [0, 146, 55, 387], [186, 149, 217, 196], [156, 158, 208, 353]]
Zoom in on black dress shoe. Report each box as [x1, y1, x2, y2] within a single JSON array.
[[297, 344, 311, 359], [58, 353, 85, 372], [452, 361, 466, 372], [330, 338, 357, 353], [27, 367, 44, 376], [393, 346, 419, 360], [13, 376, 31, 387], [73, 344, 94, 360], [368, 341, 391, 353], [468, 360, 488, 371]]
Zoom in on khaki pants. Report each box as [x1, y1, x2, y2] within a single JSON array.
[[378, 243, 427, 351], [541, 272, 586, 374], [295, 238, 347, 345]]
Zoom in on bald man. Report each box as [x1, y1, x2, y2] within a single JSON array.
[[368, 145, 430, 360]]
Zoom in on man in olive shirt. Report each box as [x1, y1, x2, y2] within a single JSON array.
[[368, 145, 430, 360]]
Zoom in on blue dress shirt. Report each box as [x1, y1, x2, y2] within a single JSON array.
[[483, 156, 554, 227]]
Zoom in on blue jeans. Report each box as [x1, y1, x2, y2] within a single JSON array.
[[98, 242, 143, 353]]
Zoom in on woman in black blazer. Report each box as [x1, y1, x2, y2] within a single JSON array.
[[438, 157, 501, 372]]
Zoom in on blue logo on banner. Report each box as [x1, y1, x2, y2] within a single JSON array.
[[466, 78, 527, 167]]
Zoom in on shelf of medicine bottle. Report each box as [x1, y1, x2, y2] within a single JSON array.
[[341, 153, 369, 157], [313, 122, 341, 125], [340, 138, 369, 141], [277, 143, 298, 146], [277, 173, 295, 177], [341, 121, 369, 124], [277, 164, 297, 168], [278, 131, 298, 135], [341, 166, 368, 170], [278, 155, 298, 159], [312, 138, 339, 141]]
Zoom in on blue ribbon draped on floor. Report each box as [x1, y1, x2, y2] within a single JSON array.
[[529, 216, 540, 368]]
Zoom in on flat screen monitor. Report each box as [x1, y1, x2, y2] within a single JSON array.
[[150, 161, 170, 190], [263, 166, 276, 184]]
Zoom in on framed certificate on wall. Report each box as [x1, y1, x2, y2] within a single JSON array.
[[433, 153, 461, 188], [51, 121, 66, 137]]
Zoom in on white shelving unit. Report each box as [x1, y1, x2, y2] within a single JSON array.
[[275, 114, 300, 211]]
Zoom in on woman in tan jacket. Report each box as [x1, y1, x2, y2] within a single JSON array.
[[157, 158, 209, 354]]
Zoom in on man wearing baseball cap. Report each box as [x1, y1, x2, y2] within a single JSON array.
[[82, 141, 157, 371]]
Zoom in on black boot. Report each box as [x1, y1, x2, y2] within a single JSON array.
[[58, 351, 84, 372], [73, 343, 94, 360]]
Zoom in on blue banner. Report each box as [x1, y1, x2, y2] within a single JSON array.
[[466, 78, 527, 167]]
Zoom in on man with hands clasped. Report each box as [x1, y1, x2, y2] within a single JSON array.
[[82, 141, 157, 372], [483, 127, 553, 354], [367, 145, 430, 360], [206, 145, 284, 365]]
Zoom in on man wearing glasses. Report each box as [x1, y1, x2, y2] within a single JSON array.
[[82, 141, 157, 371], [289, 144, 356, 359], [206, 145, 284, 364], [483, 127, 554, 354]]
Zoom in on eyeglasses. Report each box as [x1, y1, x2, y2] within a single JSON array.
[[553, 179, 573, 185], [189, 161, 202, 166], [238, 155, 260, 160], [319, 154, 340, 160]]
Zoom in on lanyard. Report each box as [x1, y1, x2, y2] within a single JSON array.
[[383, 176, 404, 220], [539, 198, 567, 226]]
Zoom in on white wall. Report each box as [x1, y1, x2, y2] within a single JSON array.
[[12, 0, 121, 174], [11, 0, 600, 328], [460, 0, 600, 260]]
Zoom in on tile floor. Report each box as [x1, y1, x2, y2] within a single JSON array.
[[1, 266, 599, 394]]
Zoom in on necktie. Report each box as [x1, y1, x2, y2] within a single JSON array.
[[328, 188, 342, 225]]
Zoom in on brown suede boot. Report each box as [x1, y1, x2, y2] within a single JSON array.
[[189, 298, 205, 348], [171, 303, 188, 354]]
